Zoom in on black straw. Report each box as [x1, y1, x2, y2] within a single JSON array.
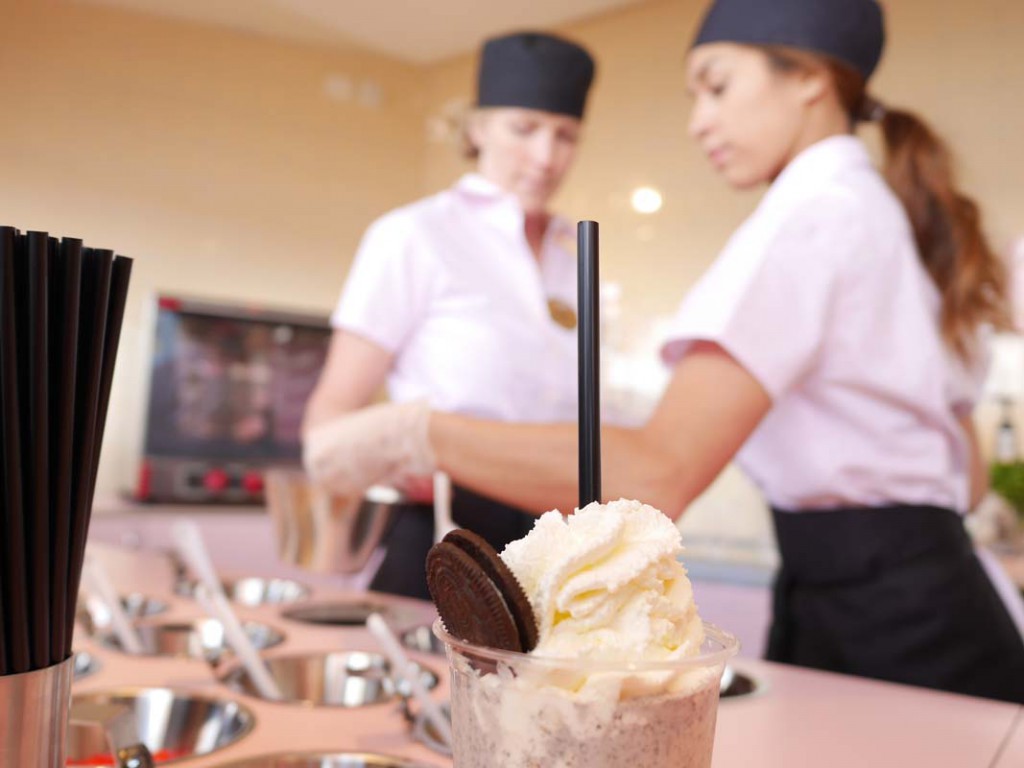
[[48, 238, 82, 664], [63, 248, 113, 650], [92, 256, 133, 467], [0, 533, 6, 675], [19, 232, 51, 670], [0, 228, 13, 676], [69, 255, 133, 656], [0, 229, 30, 673], [577, 221, 601, 508]]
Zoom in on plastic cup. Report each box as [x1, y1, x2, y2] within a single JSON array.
[[433, 619, 738, 768]]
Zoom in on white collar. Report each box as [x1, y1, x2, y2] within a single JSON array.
[[453, 173, 574, 246], [759, 134, 873, 216], [455, 172, 508, 200]]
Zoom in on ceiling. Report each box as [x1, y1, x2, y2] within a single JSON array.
[[76, 0, 649, 63]]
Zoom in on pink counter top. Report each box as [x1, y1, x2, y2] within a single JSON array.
[[714, 659, 1020, 767], [994, 710, 1024, 767], [78, 515, 1024, 768]]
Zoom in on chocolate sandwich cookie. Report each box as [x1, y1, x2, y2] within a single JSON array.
[[442, 529, 539, 652], [426, 528, 538, 653]]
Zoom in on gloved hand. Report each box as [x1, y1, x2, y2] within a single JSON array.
[[302, 400, 435, 498]]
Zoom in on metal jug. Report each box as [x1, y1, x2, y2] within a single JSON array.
[[264, 469, 403, 574]]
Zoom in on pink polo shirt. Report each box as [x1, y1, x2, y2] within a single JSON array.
[[332, 173, 579, 423], [662, 136, 984, 513]]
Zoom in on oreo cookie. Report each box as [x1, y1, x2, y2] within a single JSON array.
[[443, 530, 539, 652], [426, 529, 538, 653]]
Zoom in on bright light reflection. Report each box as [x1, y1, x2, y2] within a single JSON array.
[[630, 187, 663, 214]]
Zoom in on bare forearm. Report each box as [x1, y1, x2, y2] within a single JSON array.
[[303, 386, 351, 434], [958, 412, 987, 509], [429, 343, 771, 519], [431, 414, 580, 514], [430, 415, 695, 517], [302, 330, 393, 437]]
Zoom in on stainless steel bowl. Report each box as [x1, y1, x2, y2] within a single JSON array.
[[94, 618, 285, 663], [399, 625, 444, 656], [68, 688, 255, 764], [720, 666, 764, 699], [73, 651, 102, 681], [77, 593, 170, 636], [280, 600, 396, 628], [208, 753, 437, 768], [265, 469, 404, 574], [175, 577, 311, 606], [220, 651, 438, 707]]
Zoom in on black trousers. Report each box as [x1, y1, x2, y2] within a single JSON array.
[[369, 485, 534, 601], [767, 504, 1024, 704]]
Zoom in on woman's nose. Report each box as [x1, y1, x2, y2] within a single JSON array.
[[688, 101, 712, 141], [530, 133, 558, 168]]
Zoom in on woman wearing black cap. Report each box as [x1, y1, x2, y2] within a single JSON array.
[[307, 0, 1024, 702], [303, 32, 596, 600]]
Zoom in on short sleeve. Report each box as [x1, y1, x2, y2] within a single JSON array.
[[661, 194, 861, 399], [331, 213, 436, 353]]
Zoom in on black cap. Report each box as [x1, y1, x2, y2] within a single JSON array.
[[692, 0, 885, 81], [477, 32, 596, 119]]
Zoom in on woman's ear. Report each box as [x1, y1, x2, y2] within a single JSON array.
[[464, 110, 488, 152], [795, 66, 831, 106]]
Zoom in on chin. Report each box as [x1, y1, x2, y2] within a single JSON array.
[[720, 166, 769, 190], [518, 194, 552, 215]]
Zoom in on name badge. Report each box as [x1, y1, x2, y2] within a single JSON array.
[[547, 298, 577, 330]]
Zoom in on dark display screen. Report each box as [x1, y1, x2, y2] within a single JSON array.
[[142, 298, 331, 462]]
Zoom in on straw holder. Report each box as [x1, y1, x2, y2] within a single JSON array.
[[0, 655, 74, 767]]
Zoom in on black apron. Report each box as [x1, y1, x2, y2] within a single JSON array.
[[767, 504, 1024, 704], [368, 485, 534, 601]]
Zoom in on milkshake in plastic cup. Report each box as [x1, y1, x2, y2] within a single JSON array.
[[431, 499, 738, 768]]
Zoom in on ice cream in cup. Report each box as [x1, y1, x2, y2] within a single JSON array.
[[427, 498, 738, 768]]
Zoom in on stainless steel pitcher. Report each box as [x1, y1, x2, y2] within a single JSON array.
[[264, 469, 403, 574]]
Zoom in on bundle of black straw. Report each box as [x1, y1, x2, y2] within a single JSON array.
[[0, 226, 132, 676]]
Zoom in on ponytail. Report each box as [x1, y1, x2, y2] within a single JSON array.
[[875, 105, 1010, 361], [763, 46, 1011, 363]]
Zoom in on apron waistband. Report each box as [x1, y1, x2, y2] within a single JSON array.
[[770, 504, 971, 585]]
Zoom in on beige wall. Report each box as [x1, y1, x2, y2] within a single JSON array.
[[1, 0, 428, 499], [3, 0, 1022, 511]]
